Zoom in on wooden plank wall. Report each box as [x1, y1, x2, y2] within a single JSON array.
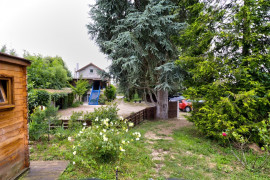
[[0, 62, 29, 180], [168, 102, 178, 118]]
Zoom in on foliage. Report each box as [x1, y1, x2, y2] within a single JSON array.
[[69, 117, 140, 167], [104, 84, 116, 101], [69, 112, 84, 130], [29, 105, 59, 141], [132, 92, 142, 102], [70, 79, 90, 102], [25, 53, 72, 89], [176, 0, 270, 144], [83, 103, 119, 124], [98, 94, 106, 105], [222, 118, 270, 170], [71, 101, 82, 108], [29, 119, 270, 179], [67, 93, 75, 107], [28, 86, 74, 112], [88, 0, 186, 118], [28, 87, 50, 113], [0, 45, 7, 53]]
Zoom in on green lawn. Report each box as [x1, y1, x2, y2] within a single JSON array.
[[29, 120, 270, 180]]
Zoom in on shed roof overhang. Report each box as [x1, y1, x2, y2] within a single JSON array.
[[0, 52, 31, 66]]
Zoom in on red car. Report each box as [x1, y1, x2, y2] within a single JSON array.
[[179, 99, 192, 112]]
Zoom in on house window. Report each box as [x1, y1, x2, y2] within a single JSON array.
[[90, 69, 94, 73], [0, 77, 14, 109]]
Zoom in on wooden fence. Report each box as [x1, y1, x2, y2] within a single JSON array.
[[125, 106, 156, 126], [51, 102, 177, 129]]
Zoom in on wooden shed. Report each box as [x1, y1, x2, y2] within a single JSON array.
[[0, 53, 31, 180]]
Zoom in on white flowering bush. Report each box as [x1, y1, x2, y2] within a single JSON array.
[[69, 116, 140, 167]]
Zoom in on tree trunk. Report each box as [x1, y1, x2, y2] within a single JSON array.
[[156, 89, 168, 119]]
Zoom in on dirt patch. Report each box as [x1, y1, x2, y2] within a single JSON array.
[[144, 131, 173, 140], [156, 115, 193, 136], [144, 113, 193, 177], [151, 149, 169, 161], [248, 143, 264, 154], [208, 162, 216, 169], [145, 113, 193, 141]]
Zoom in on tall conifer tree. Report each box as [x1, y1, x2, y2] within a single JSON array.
[[88, 0, 185, 119]]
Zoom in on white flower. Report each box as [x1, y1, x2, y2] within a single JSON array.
[[112, 129, 114, 132], [120, 116, 124, 120], [79, 131, 83, 134], [129, 122, 134, 127], [103, 135, 108, 141], [96, 126, 99, 128], [95, 117, 99, 121], [73, 151, 76, 155], [126, 129, 128, 132], [77, 134, 80, 137], [122, 140, 125, 144], [119, 146, 125, 152], [68, 137, 72, 141], [127, 141, 130, 143], [136, 138, 140, 141], [73, 161, 75, 165], [133, 132, 141, 137], [103, 129, 106, 132], [100, 132, 103, 136], [83, 122, 87, 126]]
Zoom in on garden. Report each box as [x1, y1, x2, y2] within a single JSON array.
[[2, 0, 269, 179], [27, 105, 270, 179]]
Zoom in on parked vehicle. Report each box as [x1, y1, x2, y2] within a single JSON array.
[[169, 95, 185, 102], [179, 99, 193, 112]]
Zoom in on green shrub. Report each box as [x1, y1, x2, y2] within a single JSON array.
[[104, 85, 116, 101], [98, 94, 106, 105], [28, 89, 50, 113], [69, 112, 83, 130], [68, 93, 74, 107], [54, 127, 72, 140], [29, 105, 59, 141], [36, 90, 50, 106], [132, 92, 142, 102], [188, 90, 270, 144], [71, 101, 81, 108], [83, 103, 119, 124], [69, 116, 140, 167]]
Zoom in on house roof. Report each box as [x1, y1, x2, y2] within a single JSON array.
[[76, 63, 104, 72], [0, 52, 31, 66]]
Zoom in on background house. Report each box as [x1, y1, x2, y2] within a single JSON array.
[[73, 63, 109, 104], [0, 53, 31, 180]]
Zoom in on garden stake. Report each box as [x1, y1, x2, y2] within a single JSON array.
[[115, 168, 121, 180]]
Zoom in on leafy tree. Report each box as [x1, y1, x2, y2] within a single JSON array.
[[25, 53, 71, 89], [0, 45, 17, 56], [0, 45, 7, 53], [88, 0, 185, 119], [70, 79, 90, 102], [176, 0, 270, 143]]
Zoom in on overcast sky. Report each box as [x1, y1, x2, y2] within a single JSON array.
[[0, 0, 110, 75]]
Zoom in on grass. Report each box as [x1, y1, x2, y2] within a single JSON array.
[[29, 120, 270, 180]]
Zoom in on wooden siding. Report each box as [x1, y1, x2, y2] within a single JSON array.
[[0, 61, 29, 180]]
